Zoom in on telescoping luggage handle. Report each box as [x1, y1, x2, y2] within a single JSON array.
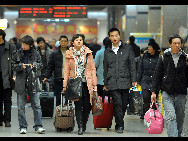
[[41, 81, 50, 97], [60, 92, 69, 117]]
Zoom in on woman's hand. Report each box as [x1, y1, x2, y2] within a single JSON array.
[[62, 87, 66, 92], [71, 99, 79, 102], [151, 92, 156, 102]]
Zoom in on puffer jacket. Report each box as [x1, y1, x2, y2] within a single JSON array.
[[137, 51, 159, 90], [103, 42, 136, 90], [63, 46, 97, 96], [152, 50, 188, 95]]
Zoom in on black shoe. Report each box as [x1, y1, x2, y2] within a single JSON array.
[[116, 127, 123, 133], [140, 115, 144, 119], [5, 122, 11, 127], [0, 122, 3, 126], [78, 128, 83, 135]]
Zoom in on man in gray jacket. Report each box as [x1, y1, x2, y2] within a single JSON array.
[[0, 29, 16, 127], [104, 28, 137, 133], [36, 37, 53, 91]]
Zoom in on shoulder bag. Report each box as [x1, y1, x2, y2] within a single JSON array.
[[65, 54, 88, 100]]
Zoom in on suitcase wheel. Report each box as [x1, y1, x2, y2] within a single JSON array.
[[94, 127, 96, 129], [67, 127, 72, 132], [107, 128, 110, 130], [56, 127, 63, 132]]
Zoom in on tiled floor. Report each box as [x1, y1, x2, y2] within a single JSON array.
[[1, 91, 188, 137]]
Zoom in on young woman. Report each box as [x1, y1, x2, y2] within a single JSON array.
[[63, 34, 97, 135]]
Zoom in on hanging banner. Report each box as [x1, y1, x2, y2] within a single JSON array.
[[33, 23, 76, 34], [16, 25, 31, 34], [33, 23, 46, 34], [79, 25, 97, 34]]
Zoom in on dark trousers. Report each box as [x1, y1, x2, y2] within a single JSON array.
[[111, 89, 129, 129], [0, 73, 12, 123], [53, 79, 64, 106], [74, 82, 91, 128], [142, 89, 158, 115]]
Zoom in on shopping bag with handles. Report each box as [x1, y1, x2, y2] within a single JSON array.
[[144, 101, 164, 134]]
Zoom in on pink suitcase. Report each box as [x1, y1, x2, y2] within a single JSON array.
[[144, 101, 164, 134]]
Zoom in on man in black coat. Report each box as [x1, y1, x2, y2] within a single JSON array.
[[103, 28, 137, 133], [43, 35, 69, 106], [151, 34, 188, 137], [0, 29, 16, 127], [129, 35, 140, 58]]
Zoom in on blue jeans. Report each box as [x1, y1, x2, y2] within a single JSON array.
[[17, 91, 43, 130], [162, 91, 187, 137]]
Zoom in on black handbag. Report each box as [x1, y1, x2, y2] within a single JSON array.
[[65, 54, 88, 100]]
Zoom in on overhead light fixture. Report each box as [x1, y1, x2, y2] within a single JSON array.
[[64, 19, 70, 22], [13, 20, 17, 24]]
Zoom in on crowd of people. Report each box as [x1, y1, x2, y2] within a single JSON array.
[[0, 28, 188, 137]]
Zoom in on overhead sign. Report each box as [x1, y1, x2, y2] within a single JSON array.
[[19, 6, 87, 18], [0, 19, 8, 30]]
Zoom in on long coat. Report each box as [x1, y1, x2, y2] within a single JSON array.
[[1, 40, 16, 89], [103, 42, 136, 90], [63, 46, 97, 96], [152, 50, 188, 95], [12, 47, 43, 94]]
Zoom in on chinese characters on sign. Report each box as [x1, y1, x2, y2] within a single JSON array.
[[19, 6, 87, 18]]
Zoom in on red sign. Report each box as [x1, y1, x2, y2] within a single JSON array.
[[16, 25, 31, 34], [33, 23, 76, 34]]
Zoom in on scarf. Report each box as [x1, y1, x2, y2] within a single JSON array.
[[72, 46, 85, 78]]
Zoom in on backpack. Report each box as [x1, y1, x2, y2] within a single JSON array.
[[144, 101, 164, 134]]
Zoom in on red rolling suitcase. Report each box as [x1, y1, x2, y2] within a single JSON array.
[[93, 91, 113, 130]]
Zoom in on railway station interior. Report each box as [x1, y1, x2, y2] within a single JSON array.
[[0, 5, 188, 137]]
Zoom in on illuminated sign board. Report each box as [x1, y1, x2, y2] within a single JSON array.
[[0, 19, 8, 30], [19, 6, 87, 18]]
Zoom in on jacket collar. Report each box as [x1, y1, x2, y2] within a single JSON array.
[[108, 40, 123, 52], [65, 46, 92, 59], [165, 49, 187, 58]]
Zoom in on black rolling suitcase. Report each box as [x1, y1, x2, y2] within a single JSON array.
[[40, 82, 54, 118]]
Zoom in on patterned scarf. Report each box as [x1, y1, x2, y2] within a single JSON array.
[[72, 46, 85, 78]]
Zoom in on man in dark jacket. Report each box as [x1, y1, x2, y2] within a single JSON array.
[[0, 29, 16, 127], [36, 37, 53, 91], [103, 28, 137, 133], [12, 35, 45, 134], [129, 35, 140, 58], [43, 35, 69, 106], [151, 34, 188, 137]]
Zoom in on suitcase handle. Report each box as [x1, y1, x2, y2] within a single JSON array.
[[41, 81, 50, 97], [60, 92, 70, 117]]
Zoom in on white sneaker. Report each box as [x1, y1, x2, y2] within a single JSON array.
[[20, 128, 27, 134], [35, 127, 45, 134]]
